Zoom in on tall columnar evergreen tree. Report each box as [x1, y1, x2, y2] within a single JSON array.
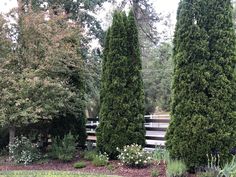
[[166, 0, 236, 169], [198, 0, 236, 164], [126, 11, 145, 146], [96, 11, 145, 159]]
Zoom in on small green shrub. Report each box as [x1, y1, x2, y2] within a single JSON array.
[[84, 150, 97, 161], [153, 147, 170, 164], [50, 132, 77, 162], [9, 136, 40, 165], [117, 144, 152, 167], [166, 160, 187, 177], [73, 161, 86, 168], [151, 169, 159, 177], [92, 152, 109, 167]]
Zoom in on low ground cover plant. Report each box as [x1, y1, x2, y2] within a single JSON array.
[[73, 161, 86, 168], [117, 143, 152, 167]]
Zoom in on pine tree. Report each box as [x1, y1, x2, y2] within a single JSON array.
[[166, 0, 236, 168], [96, 11, 145, 159]]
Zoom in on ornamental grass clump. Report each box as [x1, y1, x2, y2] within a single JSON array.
[[92, 152, 109, 167], [117, 144, 152, 168]]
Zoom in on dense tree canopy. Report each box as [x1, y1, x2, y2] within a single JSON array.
[[0, 10, 86, 146], [166, 0, 236, 169]]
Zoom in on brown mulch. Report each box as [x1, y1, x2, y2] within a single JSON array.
[[0, 156, 196, 177]]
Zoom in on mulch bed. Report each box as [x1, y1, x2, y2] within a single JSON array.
[[0, 156, 196, 177]]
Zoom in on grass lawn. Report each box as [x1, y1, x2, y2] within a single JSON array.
[[0, 171, 121, 177]]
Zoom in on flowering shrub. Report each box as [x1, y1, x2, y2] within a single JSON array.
[[92, 152, 109, 166], [9, 136, 40, 165], [117, 144, 152, 167]]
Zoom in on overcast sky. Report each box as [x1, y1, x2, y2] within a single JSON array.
[[0, 0, 180, 16]]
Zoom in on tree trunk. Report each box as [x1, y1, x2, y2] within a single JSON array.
[[9, 126, 16, 145]]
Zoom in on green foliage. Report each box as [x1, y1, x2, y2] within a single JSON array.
[[143, 42, 173, 113], [50, 133, 77, 162], [166, 0, 236, 169], [96, 10, 145, 159], [84, 150, 98, 161], [92, 152, 109, 167], [9, 136, 40, 165], [166, 160, 187, 177], [152, 147, 170, 164], [73, 161, 87, 169], [151, 169, 159, 177], [0, 10, 86, 147], [218, 156, 236, 177], [117, 144, 152, 168]]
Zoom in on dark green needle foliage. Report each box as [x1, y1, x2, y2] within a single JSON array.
[[96, 11, 145, 159], [166, 0, 236, 169]]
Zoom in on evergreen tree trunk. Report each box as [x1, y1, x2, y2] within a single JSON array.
[[9, 125, 16, 145]]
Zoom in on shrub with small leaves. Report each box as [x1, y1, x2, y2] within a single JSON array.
[[84, 150, 97, 161], [9, 136, 40, 165], [117, 144, 152, 167], [92, 152, 109, 166], [50, 132, 77, 162], [73, 161, 86, 168]]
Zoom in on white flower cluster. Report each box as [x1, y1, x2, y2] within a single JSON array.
[[9, 136, 40, 165], [117, 143, 152, 167]]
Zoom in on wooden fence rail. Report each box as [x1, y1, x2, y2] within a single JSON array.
[[86, 114, 170, 149]]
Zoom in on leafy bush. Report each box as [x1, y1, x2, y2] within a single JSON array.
[[84, 150, 97, 161], [50, 132, 77, 161], [166, 160, 187, 177], [73, 161, 86, 168], [9, 136, 40, 165], [153, 147, 170, 164], [92, 152, 109, 167], [151, 169, 159, 177], [218, 156, 236, 177], [117, 144, 152, 167]]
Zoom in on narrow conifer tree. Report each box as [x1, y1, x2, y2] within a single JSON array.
[[166, 0, 236, 168], [97, 11, 145, 158], [126, 11, 145, 146], [198, 0, 236, 164]]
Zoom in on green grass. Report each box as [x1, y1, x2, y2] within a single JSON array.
[[0, 171, 121, 177]]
